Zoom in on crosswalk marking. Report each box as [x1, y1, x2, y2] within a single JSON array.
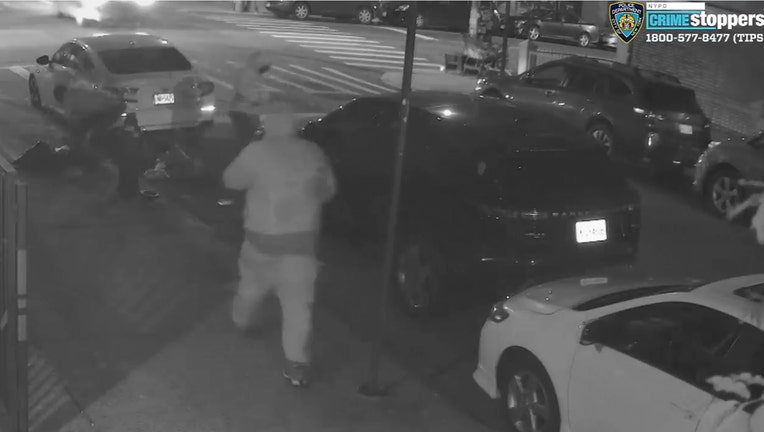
[[289, 65, 384, 95], [194, 13, 441, 72], [27, 350, 72, 432], [345, 62, 443, 73], [271, 65, 349, 93], [267, 73, 316, 93], [322, 67, 397, 92], [380, 26, 439, 41]]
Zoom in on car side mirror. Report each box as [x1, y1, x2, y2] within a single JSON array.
[[580, 320, 607, 346], [36, 55, 50, 66]]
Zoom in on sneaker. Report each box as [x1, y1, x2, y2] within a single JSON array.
[[282, 362, 311, 387]]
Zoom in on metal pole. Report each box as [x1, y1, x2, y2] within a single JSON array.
[[500, 4, 510, 72], [358, 0, 418, 398], [3, 172, 18, 432], [15, 182, 28, 432]]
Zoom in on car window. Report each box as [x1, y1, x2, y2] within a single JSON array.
[[69, 45, 95, 71], [591, 302, 745, 392], [567, 68, 601, 94], [563, 11, 580, 23], [97, 47, 192, 74], [643, 82, 702, 114], [529, 65, 570, 89], [51, 43, 74, 66], [605, 76, 632, 98]]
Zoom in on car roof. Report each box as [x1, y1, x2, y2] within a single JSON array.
[[552, 56, 684, 86], [522, 273, 764, 329], [74, 32, 172, 52]]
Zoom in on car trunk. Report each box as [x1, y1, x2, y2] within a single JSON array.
[[643, 82, 711, 159]]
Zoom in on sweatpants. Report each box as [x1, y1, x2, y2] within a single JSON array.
[[232, 240, 319, 364]]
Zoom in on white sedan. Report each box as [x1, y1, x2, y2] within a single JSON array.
[[473, 273, 764, 432], [29, 33, 216, 133]]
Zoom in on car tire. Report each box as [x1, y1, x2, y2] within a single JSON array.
[[292, 2, 310, 20], [356, 6, 374, 24], [393, 231, 448, 319], [28, 76, 42, 110], [705, 168, 746, 218], [578, 32, 591, 48], [527, 25, 541, 41], [587, 121, 614, 156], [499, 353, 561, 432]]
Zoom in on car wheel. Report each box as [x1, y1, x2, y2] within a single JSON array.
[[705, 168, 745, 217], [394, 233, 446, 318], [587, 121, 614, 156], [356, 6, 374, 24], [500, 354, 561, 432], [28, 76, 42, 110], [578, 32, 591, 48], [527, 25, 541, 41], [293, 2, 310, 20]]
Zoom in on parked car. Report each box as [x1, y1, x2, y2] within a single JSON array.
[[265, 0, 381, 24], [54, 0, 156, 26], [380, 1, 504, 33], [474, 273, 764, 432], [300, 92, 641, 316], [476, 56, 712, 170], [520, 9, 606, 48], [693, 130, 764, 217], [29, 33, 216, 134], [505, 7, 554, 37]]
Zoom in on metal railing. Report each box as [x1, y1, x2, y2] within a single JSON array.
[[0, 150, 28, 432]]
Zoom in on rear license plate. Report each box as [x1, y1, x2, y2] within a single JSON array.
[[153, 93, 174, 105], [678, 124, 693, 135], [576, 219, 607, 243]]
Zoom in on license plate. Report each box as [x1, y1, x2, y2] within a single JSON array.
[[576, 219, 607, 244], [153, 93, 174, 105], [678, 124, 693, 135]]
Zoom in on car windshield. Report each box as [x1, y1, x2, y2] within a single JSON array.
[[98, 47, 192, 74], [572, 283, 705, 311], [644, 82, 702, 114]]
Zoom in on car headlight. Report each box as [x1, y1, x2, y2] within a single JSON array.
[[488, 301, 511, 323]]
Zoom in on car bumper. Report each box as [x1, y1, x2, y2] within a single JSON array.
[[126, 98, 216, 132], [473, 320, 505, 399], [642, 130, 710, 167]]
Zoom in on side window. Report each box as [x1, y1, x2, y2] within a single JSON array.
[[563, 11, 580, 23], [591, 302, 743, 391], [529, 65, 570, 89], [566, 68, 600, 94], [605, 76, 633, 98], [70, 45, 95, 71], [51, 43, 74, 66], [718, 324, 764, 378]]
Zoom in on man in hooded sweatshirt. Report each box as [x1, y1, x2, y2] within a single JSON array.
[[218, 51, 272, 207], [222, 108, 336, 387]]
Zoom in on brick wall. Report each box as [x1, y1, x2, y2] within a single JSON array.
[[630, 4, 764, 136]]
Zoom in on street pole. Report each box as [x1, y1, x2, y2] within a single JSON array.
[[500, 4, 510, 72], [469, 0, 480, 38], [358, 0, 418, 398]]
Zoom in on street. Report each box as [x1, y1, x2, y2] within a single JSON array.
[[1, 2, 764, 431]]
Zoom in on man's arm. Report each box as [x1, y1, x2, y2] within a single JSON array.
[[727, 194, 762, 221], [223, 145, 258, 191], [313, 151, 336, 203]]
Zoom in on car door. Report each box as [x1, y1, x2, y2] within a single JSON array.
[[539, 11, 564, 39], [560, 10, 584, 40], [568, 302, 740, 432], [595, 74, 645, 158], [35, 43, 73, 110], [549, 65, 601, 126], [507, 63, 573, 112]]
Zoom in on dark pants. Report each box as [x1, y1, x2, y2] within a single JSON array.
[[109, 132, 146, 199], [229, 111, 261, 148]]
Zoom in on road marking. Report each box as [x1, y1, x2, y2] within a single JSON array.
[[345, 62, 441, 72], [315, 50, 428, 61], [300, 45, 404, 54], [288, 40, 392, 48], [206, 74, 281, 93], [289, 65, 382, 95], [329, 57, 440, 68], [322, 67, 397, 92], [27, 351, 72, 432], [271, 65, 349, 93], [9, 66, 30, 80], [271, 34, 369, 41], [241, 24, 336, 31], [379, 26, 438, 41], [266, 74, 316, 93]]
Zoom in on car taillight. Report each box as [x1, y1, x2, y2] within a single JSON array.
[[488, 300, 511, 323], [480, 205, 549, 221], [633, 107, 665, 121], [196, 81, 214, 97], [104, 86, 138, 102]]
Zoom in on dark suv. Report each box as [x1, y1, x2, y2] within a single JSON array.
[[265, 1, 381, 24], [476, 57, 712, 169], [301, 92, 641, 316]]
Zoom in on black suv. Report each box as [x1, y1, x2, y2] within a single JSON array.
[[301, 92, 641, 316], [476, 57, 712, 170]]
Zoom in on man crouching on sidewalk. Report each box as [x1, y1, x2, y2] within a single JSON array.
[[222, 107, 336, 387]]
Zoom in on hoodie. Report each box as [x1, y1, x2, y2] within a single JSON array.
[[229, 52, 271, 115], [222, 114, 336, 252]]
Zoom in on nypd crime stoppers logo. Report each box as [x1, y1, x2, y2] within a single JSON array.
[[609, 2, 645, 44]]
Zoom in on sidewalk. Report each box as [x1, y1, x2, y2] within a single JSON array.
[[17, 123, 494, 432], [381, 71, 479, 94]]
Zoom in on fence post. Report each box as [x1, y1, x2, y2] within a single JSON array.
[[517, 39, 530, 75], [15, 182, 28, 432]]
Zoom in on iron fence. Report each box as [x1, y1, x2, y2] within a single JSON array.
[[0, 151, 28, 432]]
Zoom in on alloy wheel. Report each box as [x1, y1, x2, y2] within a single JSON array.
[[578, 33, 590, 47], [506, 370, 554, 432], [591, 128, 613, 154], [294, 3, 309, 19], [28, 77, 41, 109], [396, 243, 435, 312], [357, 8, 372, 24], [710, 175, 743, 215], [528, 26, 540, 40]]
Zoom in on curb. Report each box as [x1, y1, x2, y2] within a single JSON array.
[[380, 71, 477, 94]]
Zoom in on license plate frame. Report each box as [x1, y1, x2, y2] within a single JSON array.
[[575, 219, 607, 244], [678, 124, 693, 135], [153, 92, 175, 105]]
